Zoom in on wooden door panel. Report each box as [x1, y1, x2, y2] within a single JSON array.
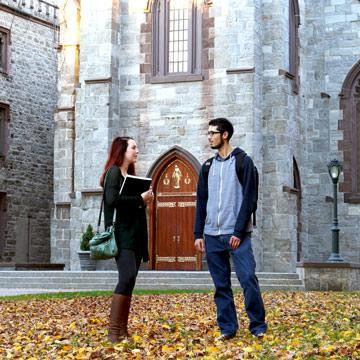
[[176, 197, 198, 270], [153, 157, 201, 270], [155, 200, 177, 270]]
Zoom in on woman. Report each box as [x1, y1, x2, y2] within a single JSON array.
[[100, 136, 153, 343]]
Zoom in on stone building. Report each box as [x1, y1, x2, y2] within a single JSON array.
[[53, 0, 360, 274], [0, 0, 58, 264]]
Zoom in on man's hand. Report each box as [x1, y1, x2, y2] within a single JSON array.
[[229, 235, 241, 250], [195, 238, 205, 253]]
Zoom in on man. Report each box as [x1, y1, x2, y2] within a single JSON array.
[[194, 118, 267, 340]]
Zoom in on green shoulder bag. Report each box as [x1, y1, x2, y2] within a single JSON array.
[[89, 176, 119, 260]]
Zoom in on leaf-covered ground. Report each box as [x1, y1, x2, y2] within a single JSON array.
[[0, 291, 359, 359]]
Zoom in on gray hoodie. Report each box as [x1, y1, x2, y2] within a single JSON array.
[[204, 148, 253, 236]]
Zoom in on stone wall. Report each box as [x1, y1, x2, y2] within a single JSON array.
[[301, 0, 360, 263], [260, 0, 303, 272], [51, 0, 79, 268], [52, 0, 360, 272], [117, 0, 264, 269], [68, 0, 120, 270], [54, 0, 268, 270], [297, 262, 360, 291], [52, 0, 120, 270], [0, 0, 57, 262]]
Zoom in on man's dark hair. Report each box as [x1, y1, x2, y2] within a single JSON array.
[[208, 118, 234, 140]]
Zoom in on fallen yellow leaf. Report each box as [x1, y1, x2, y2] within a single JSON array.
[[206, 346, 219, 353]]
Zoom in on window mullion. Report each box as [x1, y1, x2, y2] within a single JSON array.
[[163, 0, 170, 75], [188, 5, 194, 74]]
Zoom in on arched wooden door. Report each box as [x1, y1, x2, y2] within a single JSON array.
[[149, 152, 201, 270]]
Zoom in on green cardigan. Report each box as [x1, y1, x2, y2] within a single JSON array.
[[103, 166, 149, 262]]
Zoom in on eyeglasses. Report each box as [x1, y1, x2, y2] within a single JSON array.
[[207, 131, 222, 137]]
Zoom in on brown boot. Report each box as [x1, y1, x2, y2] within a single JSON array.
[[108, 294, 132, 343]]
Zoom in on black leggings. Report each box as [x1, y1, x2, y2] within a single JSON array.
[[114, 249, 142, 295]]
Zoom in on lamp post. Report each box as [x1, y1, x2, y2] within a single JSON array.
[[327, 159, 344, 262]]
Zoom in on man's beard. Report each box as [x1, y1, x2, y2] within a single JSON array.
[[210, 139, 224, 150]]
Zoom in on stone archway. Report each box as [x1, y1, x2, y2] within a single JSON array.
[[339, 60, 360, 203], [147, 147, 201, 270]]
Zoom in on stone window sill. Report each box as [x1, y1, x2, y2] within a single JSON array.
[[150, 74, 203, 84]]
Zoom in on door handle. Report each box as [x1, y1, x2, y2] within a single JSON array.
[[173, 235, 176, 242], [177, 235, 180, 243]]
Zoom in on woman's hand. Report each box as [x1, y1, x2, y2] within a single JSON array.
[[141, 186, 154, 205]]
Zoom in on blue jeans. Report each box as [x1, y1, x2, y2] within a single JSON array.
[[204, 234, 267, 335]]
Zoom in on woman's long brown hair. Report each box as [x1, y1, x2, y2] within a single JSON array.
[[99, 137, 136, 187]]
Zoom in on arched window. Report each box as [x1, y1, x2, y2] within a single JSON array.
[[293, 157, 302, 261], [339, 60, 360, 203], [289, 0, 300, 94], [0, 26, 10, 74], [151, 0, 202, 83], [0, 103, 10, 158], [0, 192, 6, 259]]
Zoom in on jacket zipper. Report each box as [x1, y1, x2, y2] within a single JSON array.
[[217, 161, 224, 235]]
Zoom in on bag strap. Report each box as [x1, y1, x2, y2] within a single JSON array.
[[96, 170, 117, 233], [235, 151, 246, 185], [96, 198, 105, 233]]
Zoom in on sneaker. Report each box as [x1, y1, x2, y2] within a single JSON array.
[[216, 333, 236, 341], [252, 331, 265, 338]]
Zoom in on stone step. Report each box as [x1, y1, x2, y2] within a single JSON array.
[[0, 270, 301, 279], [0, 278, 302, 288], [0, 271, 305, 291], [0, 285, 305, 293], [0, 277, 303, 287], [0, 282, 304, 291], [134, 284, 305, 291]]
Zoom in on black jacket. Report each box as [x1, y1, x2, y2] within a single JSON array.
[[104, 166, 149, 262]]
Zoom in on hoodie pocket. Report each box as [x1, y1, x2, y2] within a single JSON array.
[[205, 207, 217, 228], [232, 205, 238, 220], [205, 213, 212, 226]]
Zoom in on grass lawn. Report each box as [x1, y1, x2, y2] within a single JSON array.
[[0, 290, 359, 359]]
